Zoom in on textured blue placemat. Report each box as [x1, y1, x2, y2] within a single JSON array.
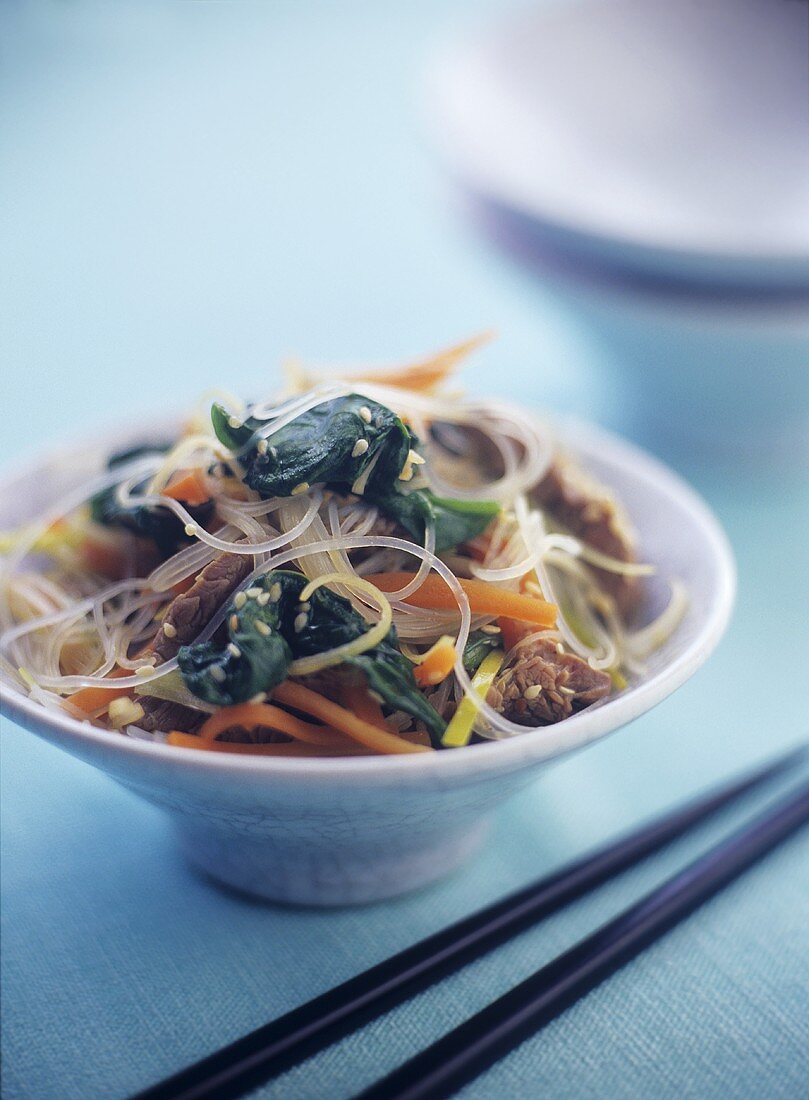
[[2, 4, 808, 1098]]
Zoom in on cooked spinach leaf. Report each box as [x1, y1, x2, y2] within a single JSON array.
[[373, 489, 500, 554], [178, 570, 446, 744], [212, 396, 411, 499], [177, 577, 294, 708], [463, 630, 502, 675], [90, 445, 213, 555], [211, 395, 498, 552]]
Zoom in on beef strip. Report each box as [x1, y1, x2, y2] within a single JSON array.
[[138, 699, 205, 735], [533, 455, 640, 618], [150, 552, 252, 663], [428, 422, 504, 489], [138, 552, 252, 733], [487, 637, 611, 726]]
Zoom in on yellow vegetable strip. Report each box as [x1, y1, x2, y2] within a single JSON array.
[[442, 650, 505, 748]]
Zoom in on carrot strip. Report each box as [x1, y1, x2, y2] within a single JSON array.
[[414, 635, 457, 687], [162, 469, 211, 507], [346, 333, 494, 392], [166, 732, 367, 757], [64, 668, 133, 715], [497, 617, 535, 652], [197, 703, 352, 747], [272, 681, 432, 754], [364, 573, 557, 630], [339, 681, 389, 728]]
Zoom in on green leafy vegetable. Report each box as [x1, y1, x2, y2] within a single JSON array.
[[90, 445, 213, 555], [462, 630, 502, 676], [212, 396, 411, 498], [211, 395, 498, 552], [178, 570, 446, 744], [373, 489, 500, 555]]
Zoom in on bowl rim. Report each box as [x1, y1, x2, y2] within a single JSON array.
[[0, 413, 736, 785]]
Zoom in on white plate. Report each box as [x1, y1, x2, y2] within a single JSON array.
[[429, 0, 809, 286]]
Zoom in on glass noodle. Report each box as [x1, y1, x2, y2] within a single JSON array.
[[0, 376, 686, 745]]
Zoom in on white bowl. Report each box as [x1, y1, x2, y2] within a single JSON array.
[[0, 417, 735, 905], [429, 0, 809, 286]]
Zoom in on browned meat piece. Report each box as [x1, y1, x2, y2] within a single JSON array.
[[487, 638, 611, 726], [345, 501, 410, 567], [533, 456, 640, 618], [139, 698, 205, 734], [149, 552, 252, 663], [137, 553, 252, 735], [428, 422, 504, 489]]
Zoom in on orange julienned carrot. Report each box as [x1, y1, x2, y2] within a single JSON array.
[[166, 732, 367, 757], [272, 681, 431, 754], [497, 617, 534, 652], [349, 333, 493, 392], [197, 702, 351, 747], [64, 684, 133, 715], [339, 681, 389, 729], [162, 469, 211, 507], [363, 573, 557, 630], [414, 635, 457, 687]]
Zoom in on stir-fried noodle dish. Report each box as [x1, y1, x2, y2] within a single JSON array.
[[0, 338, 686, 757]]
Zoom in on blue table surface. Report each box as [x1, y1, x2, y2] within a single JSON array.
[[1, 3, 807, 1098]]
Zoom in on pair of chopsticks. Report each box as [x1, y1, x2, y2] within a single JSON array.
[[134, 746, 808, 1100]]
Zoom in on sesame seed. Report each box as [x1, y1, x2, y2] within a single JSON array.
[[210, 666, 226, 683], [255, 621, 272, 637], [135, 664, 156, 677], [229, 614, 239, 632], [256, 439, 268, 455], [351, 438, 369, 458], [162, 622, 177, 638], [227, 415, 242, 429], [524, 684, 543, 700], [184, 524, 198, 537], [359, 406, 372, 423], [368, 690, 385, 705], [293, 613, 308, 633], [233, 592, 247, 610], [481, 624, 501, 635], [245, 587, 262, 598], [269, 583, 282, 602], [556, 642, 565, 654], [298, 600, 311, 611], [559, 685, 576, 695], [249, 692, 268, 704], [291, 481, 310, 495], [257, 592, 270, 606], [524, 581, 544, 598], [227, 643, 241, 659], [398, 448, 426, 483]]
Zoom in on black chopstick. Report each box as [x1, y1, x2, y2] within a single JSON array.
[[132, 746, 805, 1100], [357, 778, 809, 1100]]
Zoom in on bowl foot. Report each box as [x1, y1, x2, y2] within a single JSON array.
[[173, 818, 490, 906]]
